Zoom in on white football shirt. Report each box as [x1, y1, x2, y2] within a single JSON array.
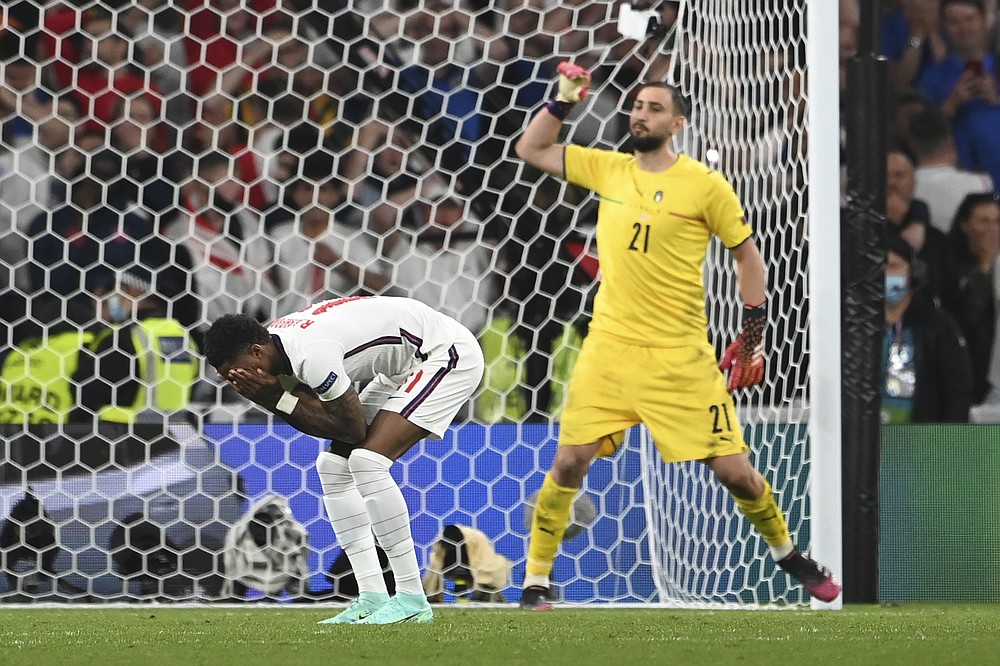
[[267, 296, 465, 401]]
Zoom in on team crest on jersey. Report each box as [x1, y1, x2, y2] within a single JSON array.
[[654, 191, 663, 203], [314, 371, 338, 393]]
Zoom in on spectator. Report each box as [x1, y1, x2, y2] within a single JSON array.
[[164, 152, 278, 325], [0, 55, 73, 295], [26, 154, 150, 323], [390, 187, 499, 336], [71, 268, 199, 424], [882, 235, 974, 423], [917, 0, 1000, 180], [911, 106, 995, 231], [0, 314, 95, 425], [43, 4, 165, 141], [189, 92, 270, 213], [119, 0, 190, 125], [262, 125, 325, 233], [109, 94, 184, 229], [945, 192, 1000, 402], [887, 88, 933, 155], [182, 0, 276, 100], [270, 153, 388, 313], [209, 17, 351, 151], [395, 4, 491, 179], [886, 147, 958, 303], [882, 0, 949, 91], [840, 0, 861, 92], [241, 78, 307, 206], [343, 120, 449, 257]]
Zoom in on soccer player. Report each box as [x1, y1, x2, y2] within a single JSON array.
[[203, 296, 485, 623], [514, 64, 841, 609]]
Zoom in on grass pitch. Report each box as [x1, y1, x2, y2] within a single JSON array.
[[0, 605, 997, 666]]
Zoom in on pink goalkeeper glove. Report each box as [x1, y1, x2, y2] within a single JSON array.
[[720, 301, 766, 390], [556, 62, 591, 103]]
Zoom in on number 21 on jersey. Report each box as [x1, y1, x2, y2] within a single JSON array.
[[629, 222, 650, 253]]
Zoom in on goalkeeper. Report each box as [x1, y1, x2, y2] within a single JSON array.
[[515, 64, 840, 609]]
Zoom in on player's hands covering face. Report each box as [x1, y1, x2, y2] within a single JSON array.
[[223, 367, 284, 408]]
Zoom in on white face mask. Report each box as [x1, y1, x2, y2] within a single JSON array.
[[105, 294, 131, 323], [885, 274, 909, 306]]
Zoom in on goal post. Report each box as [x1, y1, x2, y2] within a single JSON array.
[[805, 0, 844, 611]]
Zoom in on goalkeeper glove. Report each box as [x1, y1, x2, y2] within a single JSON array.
[[720, 301, 766, 390], [556, 61, 591, 103], [546, 62, 592, 120]]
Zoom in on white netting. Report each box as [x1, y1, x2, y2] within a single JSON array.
[[0, 1, 818, 605]]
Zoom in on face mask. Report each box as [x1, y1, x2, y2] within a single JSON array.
[[105, 294, 131, 323], [885, 274, 908, 305]]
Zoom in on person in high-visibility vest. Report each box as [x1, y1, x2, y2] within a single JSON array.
[[71, 270, 199, 423], [0, 323, 94, 424]]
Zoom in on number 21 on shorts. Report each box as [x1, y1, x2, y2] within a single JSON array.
[[708, 403, 732, 434]]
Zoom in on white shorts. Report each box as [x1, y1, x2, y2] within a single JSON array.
[[359, 324, 484, 438]]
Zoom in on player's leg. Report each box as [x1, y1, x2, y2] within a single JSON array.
[[520, 438, 604, 610], [316, 439, 390, 624], [703, 453, 841, 602], [702, 453, 792, 557], [355, 332, 484, 624], [350, 411, 435, 624], [638, 341, 836, 603], [522, 331, 636, 610]]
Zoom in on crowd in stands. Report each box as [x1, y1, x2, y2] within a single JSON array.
[[0, 0, 665, 425], [1, 0, 999, 426], [840, 0, 1000, 422]]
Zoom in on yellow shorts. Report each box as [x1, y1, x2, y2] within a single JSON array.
[[558, 330, 748, 463]]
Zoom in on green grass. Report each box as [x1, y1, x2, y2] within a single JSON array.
[[0, 605, 998, 666]]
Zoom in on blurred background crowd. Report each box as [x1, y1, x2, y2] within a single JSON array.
[[0, 0, 998, 426]]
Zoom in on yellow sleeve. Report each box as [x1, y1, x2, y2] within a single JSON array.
[[564, 144, 616, 194], [704, 170, 752, 248]]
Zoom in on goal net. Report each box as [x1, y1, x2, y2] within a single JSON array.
[[0, 0, 836, 607]]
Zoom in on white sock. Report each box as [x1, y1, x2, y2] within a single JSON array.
[[770, 540, 795, 561], [316, 451, 388, 595], [349, 448, 424, 596], [523, 573, 550, 589]]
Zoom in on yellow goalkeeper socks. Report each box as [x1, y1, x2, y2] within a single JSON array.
[[733, 479, 794, 560], [525, 473, 578, 581]]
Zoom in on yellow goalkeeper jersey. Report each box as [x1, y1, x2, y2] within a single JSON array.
[[565, 145, 752, 347]]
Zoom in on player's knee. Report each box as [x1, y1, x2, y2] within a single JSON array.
[[551, 445, 594, 487], [717, 468, 764, 500]]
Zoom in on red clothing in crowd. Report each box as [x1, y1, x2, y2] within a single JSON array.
[[41, 3, 165, 146], [182, 0, 277, 98]]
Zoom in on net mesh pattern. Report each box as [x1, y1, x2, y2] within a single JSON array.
[[0, 0, 812, 605]]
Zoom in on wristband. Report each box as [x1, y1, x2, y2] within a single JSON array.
[[275, 391, 300, 415], [545, 99, 574, 120]]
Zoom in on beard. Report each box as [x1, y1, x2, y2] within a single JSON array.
[[631, 132, 668, 153]]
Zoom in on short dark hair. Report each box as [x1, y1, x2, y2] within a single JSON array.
[[203, 314, 270, 368], [887, 145, 918, 167], [941, 0, 986, 17], [908, 108, 952, 157], [887, 233, 914, 267], [638, 82, 690, 117]]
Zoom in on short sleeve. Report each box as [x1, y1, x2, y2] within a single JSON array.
[[565, 145, 614, 194], [703, 170, 752, 248], [298, 342, 351, 401]]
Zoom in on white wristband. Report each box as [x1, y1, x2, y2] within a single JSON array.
[[275, 391, 300, 415]]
